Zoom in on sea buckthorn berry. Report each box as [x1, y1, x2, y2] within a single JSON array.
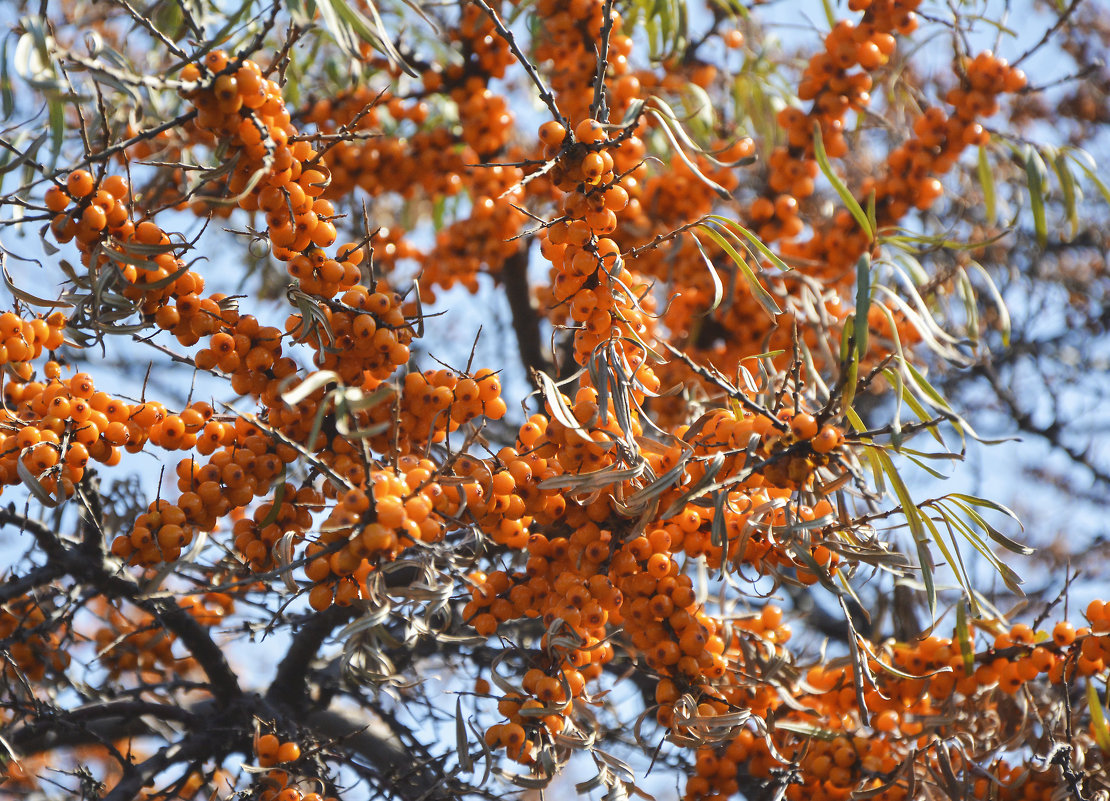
[[1053, 621, 1076, 647], [790, 413, 818, 440], [277, 742, 301, 763], [45, 185, 69, 212], [102, 175, 130, 200], [582, 152, 605, 183], [539, 121, 567, 147], [66, 170, 94, 198], [257, 734, 280, 763], [811, 425, 843, 453], [574, 118, 606, 144]]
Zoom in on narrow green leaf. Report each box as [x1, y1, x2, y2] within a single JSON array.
[[707, 214, 792, 272], [812, 121, 872, 240], [905, 362, 957, 415], [647, 109, 731, 199], [844, 405, 865, 438], [820, 0, 835, 27], [258, 472, 288, 527], [456, 697, 473, 771], [873, 448, 934, 616], [1065, 147, 1110, 207], [332, 0, 417, 76], [48, 98, 64, 168], [956, 269, 979, 347], [694, 222, 781, 316], [853, 254, 871, 362], [0, 38, 14, 119], [689, 232, 724, 313], [898, 450, 950, 479], [920, 512, 978, 616], [1088, 681, 1110, 753], [936, 501, 1025, 594], [1023, 145, 1047, 248], [842, 356, 859, 418], [839, 313, 853, 364], [947, 493, 1022, 525], [883, 367, 904, 448], [955, 601, 974, 676], [968, 261, 1010, 348], [947, 496, 1030, 555], [977, 146, 995, 224], [1053, 152, 1079, 241]]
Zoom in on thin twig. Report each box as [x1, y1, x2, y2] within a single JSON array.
[[472, 0, 564, 125]]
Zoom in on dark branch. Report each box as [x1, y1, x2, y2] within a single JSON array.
[[499, 244, 553, 380], [266, 605, 358, 711]]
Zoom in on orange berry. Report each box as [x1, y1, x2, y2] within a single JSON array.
[[66, 170, 94, 198], [811, 425, 842, 453], [539, 121, 567, 147], [257, 734, 280, 761], [1053, 621, 1076, 647], [790, 413, 819, 440], [277, 741, 301, 763]]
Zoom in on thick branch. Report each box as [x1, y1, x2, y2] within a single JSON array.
[[103, 730, 214, 801], [500, 244, 553, 379], [0, 507, 242, 703], [305, 708, 455, 801], [266, 605, 357, 710], [6, 700, 200, 755]]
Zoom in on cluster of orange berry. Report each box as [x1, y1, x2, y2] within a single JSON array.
[[528, 384, 638, 483], [178, 592, 235, 626], [638, 138, 748, 232], [0, 595, 70, 681], [755, 409, 846, 488], [451, 2, 514, 82], [254, 773, 334, 801], [483, 663, 582, 763], [253, 734, 337, 801], [46, 170, 134, 248], [758, 4, 909, 241], [305, 87, 466, 203], [419, 164, 527, 297], [0, 370, 140, 500], [786, 47, 1026, 287], [346, 368, 508, 457], [194, 313, 293, 398], [180, 53, 340, 276], [46, 172, 217, 338], [658, 53, 1026, 411], [680, 604, 1110, 801], [256, 733, 302, 767], [113, 416, 289, 566], [115, 498, 197, 564], [231, 482, 322, 570], [303, 458, 453, 610], [91, 600, 194, 679], [642, 407, 844, 577], [540, 119, 660, 368], [0, 311, 66, 378], [861, 51, 1027, 224], [533, 0, 633, 123], [285, 279, 412, 388]]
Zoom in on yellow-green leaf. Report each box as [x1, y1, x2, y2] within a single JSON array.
[[813, 121, 872, 240]]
